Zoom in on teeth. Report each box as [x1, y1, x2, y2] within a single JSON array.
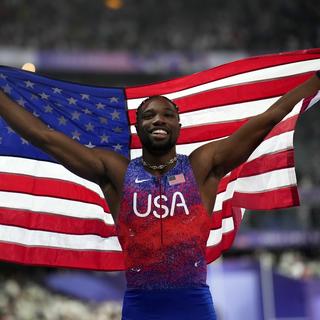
[[152, 129, 167, 134]]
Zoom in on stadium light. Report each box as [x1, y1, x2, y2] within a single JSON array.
[[105, 0, 123, 10], [22, 63, 36, 72]]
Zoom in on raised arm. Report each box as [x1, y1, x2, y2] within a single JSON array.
[[0, 90, 129, 188], [191, 72, 320, 182]]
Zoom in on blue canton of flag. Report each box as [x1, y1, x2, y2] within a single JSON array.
[[0, 66, 129, 161]]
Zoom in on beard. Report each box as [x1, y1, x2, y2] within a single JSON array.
[[139, 133, 177, 155]]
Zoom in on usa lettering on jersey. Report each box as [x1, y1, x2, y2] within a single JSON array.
[[133, 192, 190, 218]]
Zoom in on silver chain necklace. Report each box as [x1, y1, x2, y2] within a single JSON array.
[[142, 155, 177, 170]]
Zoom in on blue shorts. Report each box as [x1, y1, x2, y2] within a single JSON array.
[[121, 285, 216, 320]]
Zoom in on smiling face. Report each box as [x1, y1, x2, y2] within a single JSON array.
[[135, 96, 181, 155]]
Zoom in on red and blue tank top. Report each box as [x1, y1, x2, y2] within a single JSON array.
[[116, 154, 211, 289]]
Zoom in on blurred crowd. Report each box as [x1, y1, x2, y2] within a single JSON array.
[[277, 251, 320, 279], [255, 251, 320, 279], [0, 267, 122, 320], [0, 0, 319, 53], [1, 251, 320, 319]]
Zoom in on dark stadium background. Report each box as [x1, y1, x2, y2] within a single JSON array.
[[0, 0, 319, 319]]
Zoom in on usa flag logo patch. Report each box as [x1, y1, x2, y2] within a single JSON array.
[[168, 173, 185, 186]]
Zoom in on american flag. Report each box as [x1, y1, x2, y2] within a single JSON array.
[[168, 173, 186, 186], [0, 49, 320, 271]]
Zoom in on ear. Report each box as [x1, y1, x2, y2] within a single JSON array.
[[135, 118, 141, 132]]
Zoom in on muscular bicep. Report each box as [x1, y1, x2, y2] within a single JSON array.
[[214, 115, 273, 175], [0, 91, 129, 186], [191, 112, 276, 182], [39, 128, 128, 185], [191, 73, 320, 183], [210, 73, 320, 176]]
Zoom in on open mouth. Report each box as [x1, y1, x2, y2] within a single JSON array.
[[149, 128, 169, 138]]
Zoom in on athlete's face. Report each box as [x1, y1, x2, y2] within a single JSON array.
[[136, 97, 181, 154]]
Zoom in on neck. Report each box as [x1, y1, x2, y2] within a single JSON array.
[[141, 149, 177, 174], [142, 148, 177, 164]]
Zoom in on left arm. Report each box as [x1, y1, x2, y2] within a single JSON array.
[[190, 72, 320, 183]]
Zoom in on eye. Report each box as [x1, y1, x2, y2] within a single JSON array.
[[167, 114, 178, 121], [141, 112, 154, 120], [164, 111, 175, 118]]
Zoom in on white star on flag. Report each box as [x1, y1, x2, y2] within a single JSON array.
[[25, 80, 35, 88], [111, 110, 120, 120], [67, 97, 77, 105], [52, 88, 62, 94], [81, 94, 90, 100], [96, 102, 105, 110], [39, 92, 50, 100]]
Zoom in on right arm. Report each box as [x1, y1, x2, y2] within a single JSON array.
[[0, 91, 129, 188]]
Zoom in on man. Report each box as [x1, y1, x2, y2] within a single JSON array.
[[0, 71, 320, 319]]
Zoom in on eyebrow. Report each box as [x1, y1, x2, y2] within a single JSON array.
[[164, 106, 176, 111], [141, 109, 154, 114], [142, 106, 177, 113]]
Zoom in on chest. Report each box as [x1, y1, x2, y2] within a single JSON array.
[[117, 160, 212, 251], [118, 172, 212, 243], [123, 168, 203, 217]]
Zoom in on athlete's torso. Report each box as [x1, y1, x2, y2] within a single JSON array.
[[116, 154, 212, 289]]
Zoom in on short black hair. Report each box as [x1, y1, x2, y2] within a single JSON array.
[[136, 95, 179, 122]]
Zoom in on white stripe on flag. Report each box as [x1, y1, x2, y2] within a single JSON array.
[[213, 167, 296, 212], [0, 224, 121, 251], [305, 91, 320, 111], [207, 216, 234, 246], [130, 97, 279, 133], [0, 156, 104, 197], [0, 191, 114, 225], [131, 125, 295, 159], [248, 131, 294, 162], [235, 167, 297, 193], [127, 59, 320, 109]]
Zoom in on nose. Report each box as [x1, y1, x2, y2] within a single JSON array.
[[152, 113, 166, 125]]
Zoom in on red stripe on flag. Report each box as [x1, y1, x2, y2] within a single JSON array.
[[173, 73, 311, 113], [240, 149, 295, 177], [130, 119, 248, 148], [265, 115, 299, 139], [210, 207, 243, 230], [130, 114, 299, 149], [214, 186, 299, 216], [217, 149, 295, 194], [206, 231, 236, 263], [301, 92, 319, 112], [127, 73, 310, 124], [0, 172, 110, 212], [0, 207, 116, 237], [0, 242, 125, 271], [125, 49, 320, 99], [232, 186, 300, 210]]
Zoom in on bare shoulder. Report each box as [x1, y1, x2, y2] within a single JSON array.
[[92, 148, 129, 190], [189, 140, 221, 184], [189, 142, 221, 214], [91, 149, 129, 219]]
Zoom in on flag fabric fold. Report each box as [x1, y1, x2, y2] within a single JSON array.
[[0, 49, 319, 270]]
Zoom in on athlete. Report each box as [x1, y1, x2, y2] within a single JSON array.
[[0, 71, 320, 319]]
